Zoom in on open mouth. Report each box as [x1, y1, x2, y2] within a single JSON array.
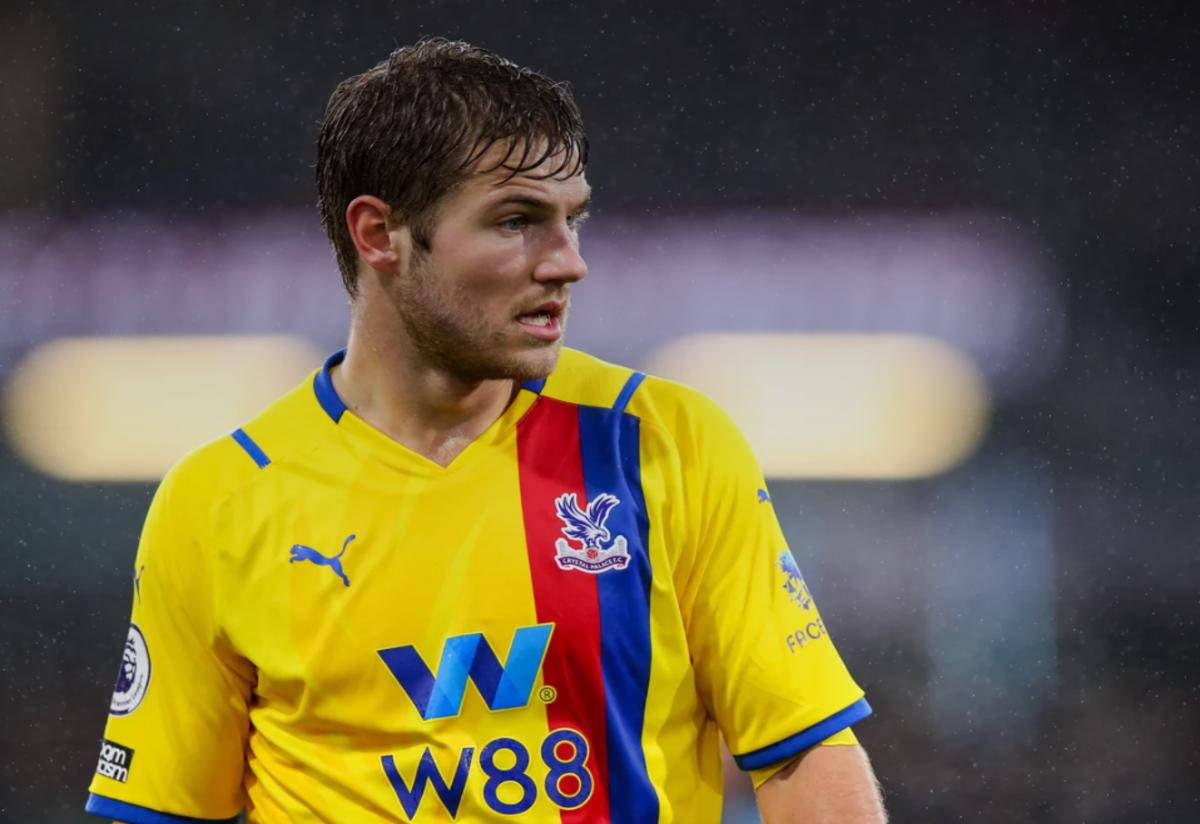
[[515, 302, 565, 340], [517, 310, 555, 327]]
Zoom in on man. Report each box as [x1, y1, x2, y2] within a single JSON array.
[[86, 39, 886, 822]]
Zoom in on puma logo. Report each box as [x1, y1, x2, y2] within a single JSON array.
[[289, 533, 356, 587]]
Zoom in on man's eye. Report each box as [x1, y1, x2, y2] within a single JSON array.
[[567, 210, 590, 230], [499, 215, 528, 231]]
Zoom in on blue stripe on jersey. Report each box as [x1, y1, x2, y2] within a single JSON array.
[[613, 371, 646, 413], [578, 405, 660, 822], [521, 376, 547, 394], [733, 697, 874, 770], [313, 349, 348, 422], [85, 793, 240, 823], [230, 428, 270, 469]]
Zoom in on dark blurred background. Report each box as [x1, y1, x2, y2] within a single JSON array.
[[1, 1, 1197, 821]]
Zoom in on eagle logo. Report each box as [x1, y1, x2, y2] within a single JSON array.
[[778, 551, 813, 610], [553, 492, 631, 574]]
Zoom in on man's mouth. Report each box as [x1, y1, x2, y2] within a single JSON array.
[[517, 310, 554, 327], [515, 302, 566, 340]]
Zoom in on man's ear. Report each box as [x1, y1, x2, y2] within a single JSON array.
[[346, 195, 411, 275]]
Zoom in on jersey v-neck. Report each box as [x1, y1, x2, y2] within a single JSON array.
[[310, 349, 544, 475]]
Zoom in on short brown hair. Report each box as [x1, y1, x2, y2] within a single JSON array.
[[316, 38, 589, 297]]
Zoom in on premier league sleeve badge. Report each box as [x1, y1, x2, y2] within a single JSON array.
[[109, 623, 151, 716]]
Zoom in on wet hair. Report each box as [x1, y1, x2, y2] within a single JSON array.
[[316, 38, 589, 297]]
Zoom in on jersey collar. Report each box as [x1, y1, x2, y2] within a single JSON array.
[[313, 349, 548, 426], [310, 349, 545, 474], [313, 349, 349, 422]]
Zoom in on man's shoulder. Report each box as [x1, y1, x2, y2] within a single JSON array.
[[160, 368, 329, 500], [545, 347, 733, 435]]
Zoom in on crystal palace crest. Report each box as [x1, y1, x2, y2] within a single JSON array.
[[553, 492, 631, 574]]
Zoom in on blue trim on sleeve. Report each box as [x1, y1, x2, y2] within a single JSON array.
[[613, 371, 646, 413], [230, 428, 270, 469], [313, 349, 349, 422], [521, 377, 547, 394], [84, 793, 240, 823], [733, 697, 873, 771]]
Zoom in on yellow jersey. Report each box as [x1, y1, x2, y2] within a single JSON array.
[[86, 347, 869, 822]]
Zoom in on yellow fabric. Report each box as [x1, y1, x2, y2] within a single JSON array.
[[87, 348, 867, 822]]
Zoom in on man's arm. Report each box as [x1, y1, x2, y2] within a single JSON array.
[[755, 744, 887, 824], [85, 452, 252, 820]]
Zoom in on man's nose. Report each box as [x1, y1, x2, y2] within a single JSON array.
[[532, 225, 588, 284]]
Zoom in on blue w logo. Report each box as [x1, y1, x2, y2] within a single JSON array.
[[378, 624, 554, 720]]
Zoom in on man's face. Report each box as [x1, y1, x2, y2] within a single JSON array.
[[386, 143, 591, 383]]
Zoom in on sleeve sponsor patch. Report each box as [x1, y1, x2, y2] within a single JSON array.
[[95, 739, 135, 783]]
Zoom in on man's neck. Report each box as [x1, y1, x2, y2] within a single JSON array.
[[330, 328, 517, 468]]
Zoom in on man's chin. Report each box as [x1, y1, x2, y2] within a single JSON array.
[[506, 340, 563, 383], [448, 339, 563, 384]]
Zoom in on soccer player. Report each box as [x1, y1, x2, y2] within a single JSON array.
[[86, 38, 886, 823]]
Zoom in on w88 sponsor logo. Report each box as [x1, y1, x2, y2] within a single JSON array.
[[381, 728, 593, 819]]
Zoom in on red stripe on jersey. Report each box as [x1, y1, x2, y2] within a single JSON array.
[[516, 397, 612, 823]]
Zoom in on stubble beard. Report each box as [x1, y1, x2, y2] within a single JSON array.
[[391, 255, 565, 384]]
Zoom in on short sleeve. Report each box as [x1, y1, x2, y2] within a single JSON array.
[[676, 393, 871, 775], [86, 460, 253, 822]]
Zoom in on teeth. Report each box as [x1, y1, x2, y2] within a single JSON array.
[[521, 312, 551, 327]]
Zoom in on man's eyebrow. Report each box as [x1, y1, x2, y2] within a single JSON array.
[[488, 192, 593, 213]]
